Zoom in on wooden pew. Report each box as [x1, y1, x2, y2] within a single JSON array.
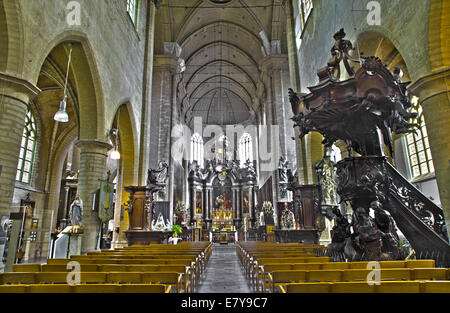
[[0, 272, 183, 293], [279, 281, 450, 293]]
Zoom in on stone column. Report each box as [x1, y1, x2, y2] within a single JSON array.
[[260, 55, 297, 201], [0, 73, 39, 216], [149, 52, 179, 203], [75, 139, 112, 253], [409, 67, 450, 231], [138, 0, 157, 185]]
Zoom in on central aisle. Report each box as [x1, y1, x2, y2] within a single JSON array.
[[197, 243, 252, 293]]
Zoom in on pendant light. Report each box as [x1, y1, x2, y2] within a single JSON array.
[[54, 44, 73, 122]]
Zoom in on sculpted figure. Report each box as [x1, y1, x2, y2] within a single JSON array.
[[344, 207, 386, 261], [278, 156, 289, 183], [372, 201, 400, 260], [69, 194, 83, 227], [148, 161, 169, 186]]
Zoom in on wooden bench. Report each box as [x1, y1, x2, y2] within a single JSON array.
[[268, 268, 450, 293], [279, 281, 450, 293], [0, 284, 171, 293], [0, 272, 183, 292]]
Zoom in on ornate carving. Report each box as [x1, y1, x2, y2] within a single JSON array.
[[316, 156, 337, 206], [148, 161, 169, 198], [291, 29, 418, 156], [280, 204, 296, 230], [389, 174, 449, 242], [278, 156, 291, 199]]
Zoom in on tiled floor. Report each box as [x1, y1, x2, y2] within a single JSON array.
[[197, 243, 252, 293]]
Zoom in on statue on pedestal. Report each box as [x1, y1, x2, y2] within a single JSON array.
[[69, 194, 83, 227], [69, 194, 83, 233], [259, 210, 265, 227], [278, 156, 290, 199], [280, 203, 295, 230], [148, 161, 168, 185]]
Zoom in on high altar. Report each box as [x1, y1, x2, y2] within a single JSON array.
[[188, 157, 257, 236]]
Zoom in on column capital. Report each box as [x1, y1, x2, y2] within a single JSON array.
[[0, 72, 40, 104], [75, 139, 112, 155], [260, 54, 289, 74], [408, 67, 450, 102], [154, 54, 179, 74]]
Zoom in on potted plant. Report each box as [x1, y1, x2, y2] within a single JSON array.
[[171, 224, 182, 238]]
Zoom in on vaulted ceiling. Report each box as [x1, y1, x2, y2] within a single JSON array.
[[155, 0, 287, 128]]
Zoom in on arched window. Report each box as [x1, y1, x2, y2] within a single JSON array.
[[404, 96, 434, 179], [239, 133, 253, 167], [191, 133, 204, 168], [16, 109, 37, 184], [126, 0, 139, 27]]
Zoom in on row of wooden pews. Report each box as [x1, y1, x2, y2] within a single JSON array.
[[0, 241, 212, 293], [237, 241, 450, 293]]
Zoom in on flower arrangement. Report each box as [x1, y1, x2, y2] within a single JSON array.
[[171, 224, 183, 237], [262, 201, 274, 215]]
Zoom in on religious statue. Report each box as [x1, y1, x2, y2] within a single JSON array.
[[316, 155, 337, 205], [147, 161, 169, 187], [280, 203, 295, 230], [278, 156, 290, 199], [69, 194, 83, 228], [244, 159, 256, 179], [344, 207, 388, 261], [278, 156, 289, 183], [152, 212, 168, 231], [372, 201, 400, 260], [259, 210, 265, 227]]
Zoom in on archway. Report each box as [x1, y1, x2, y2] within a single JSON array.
[[110, 103, 138, 248]]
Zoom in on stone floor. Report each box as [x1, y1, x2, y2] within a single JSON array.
[[196, 243, 252, 293]]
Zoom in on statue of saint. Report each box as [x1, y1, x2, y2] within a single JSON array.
[[69, 194, 83, 227], [278, 156, 289, 183], [152, 212, 166, 231], [281, 204, 295, 230], [259, 211, 265, 227]]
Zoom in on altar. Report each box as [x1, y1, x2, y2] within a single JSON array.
[[210, 230, 237, 244], [188, 157, 258, 232]]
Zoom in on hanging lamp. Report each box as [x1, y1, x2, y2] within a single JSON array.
[[54, 44, 73, 122]]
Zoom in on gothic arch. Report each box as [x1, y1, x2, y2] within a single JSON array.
[[31, 31, 106, 141], [111, 103, 139, 245], [0, 0, 24, 75]]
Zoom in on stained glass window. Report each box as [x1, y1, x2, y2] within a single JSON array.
[[239, 133, 253, 167], [16, 110, 37, 184], [126, 0, 139, 27], [405, 96, 434, 178], [191, 133, 204, 168], [295, 0, 314, 50]]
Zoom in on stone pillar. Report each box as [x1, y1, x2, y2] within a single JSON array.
[[260, 55, 297, 201], [75, 139, 112, 253], [0, 73, 39, 216], [149, 52, 178, 203], [138, 0, 157, 185], [409, 67, 450, 231]]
